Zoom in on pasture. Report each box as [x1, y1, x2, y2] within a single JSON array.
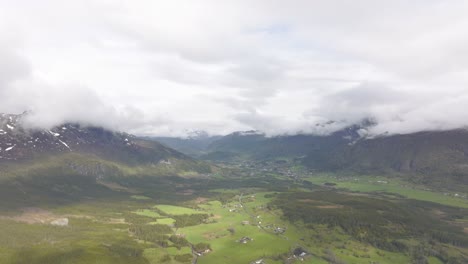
[[155, 205, 206, 215], [305, 174, 468, 208]]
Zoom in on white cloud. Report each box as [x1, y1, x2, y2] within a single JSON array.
[[1, 0, 468, 136]]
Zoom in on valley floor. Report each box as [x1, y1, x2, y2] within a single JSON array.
[[0, 165, 467, 264]]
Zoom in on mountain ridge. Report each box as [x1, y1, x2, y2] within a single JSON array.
[[150, 125, 468, 190], [0, 112, 211, 175]]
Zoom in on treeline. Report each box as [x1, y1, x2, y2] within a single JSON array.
[[123, 212, 155, 225], [129, 224, 172, 247], [173, 214, 209, 228], [169, 235, 190, 249]]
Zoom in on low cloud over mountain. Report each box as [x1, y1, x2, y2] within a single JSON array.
[[2, 1, 468, 136]]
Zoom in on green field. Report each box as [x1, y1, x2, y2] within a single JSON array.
[[0, 170, 466, 264], [131, 195, 151, 200], [134, 209, 162, 218], [155, 205, 206, 215], [305, 174, 468, 208], [151, 218, 176, 225]]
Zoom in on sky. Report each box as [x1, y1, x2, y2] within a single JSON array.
[[1, 0, 468, 137]]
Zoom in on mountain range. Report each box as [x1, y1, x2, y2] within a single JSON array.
[[145, 131, 222, 158], [153, 125, 468, 190], [3, 111, 468, 192], [0, 112, 211, 209]]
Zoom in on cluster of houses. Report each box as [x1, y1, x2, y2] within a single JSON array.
[[224, 160, 314, 181], [292, 247, 309, 261], [444, 192, 467, 199], [261, 224, 286, 234], [274, 226, 286, 234], [248, 248, 309, 264], [226, 203, 243, 213], [238, 236, 253, 244]]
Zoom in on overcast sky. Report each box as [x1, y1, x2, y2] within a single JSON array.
[[1, 0, 468, 136]]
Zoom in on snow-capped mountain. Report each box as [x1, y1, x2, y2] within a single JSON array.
[[0, 113, 131, 160], [0, 112, 186, 164]]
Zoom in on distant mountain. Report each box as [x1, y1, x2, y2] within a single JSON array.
[[198, 126, 364, 161], [0, 113, 213, 210], [148, 131, 222, 157], [0, 112, 211, 177], [309, 129, 468, 187], [149, 125, 366, 161], [155, 124, 468, 190]]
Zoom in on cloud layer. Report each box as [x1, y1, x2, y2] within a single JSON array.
[[1, 0, 468, 136]]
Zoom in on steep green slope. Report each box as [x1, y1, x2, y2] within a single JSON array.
[[202, 128, 361, 161], [303, 130, 468, 189], [0, 113, 213, 210]]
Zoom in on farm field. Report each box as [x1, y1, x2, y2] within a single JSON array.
[[155, 204, 206, 215], [131, 191, 430, 264], [0, 173, 466, 264], [304, 174, 468, 208]]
